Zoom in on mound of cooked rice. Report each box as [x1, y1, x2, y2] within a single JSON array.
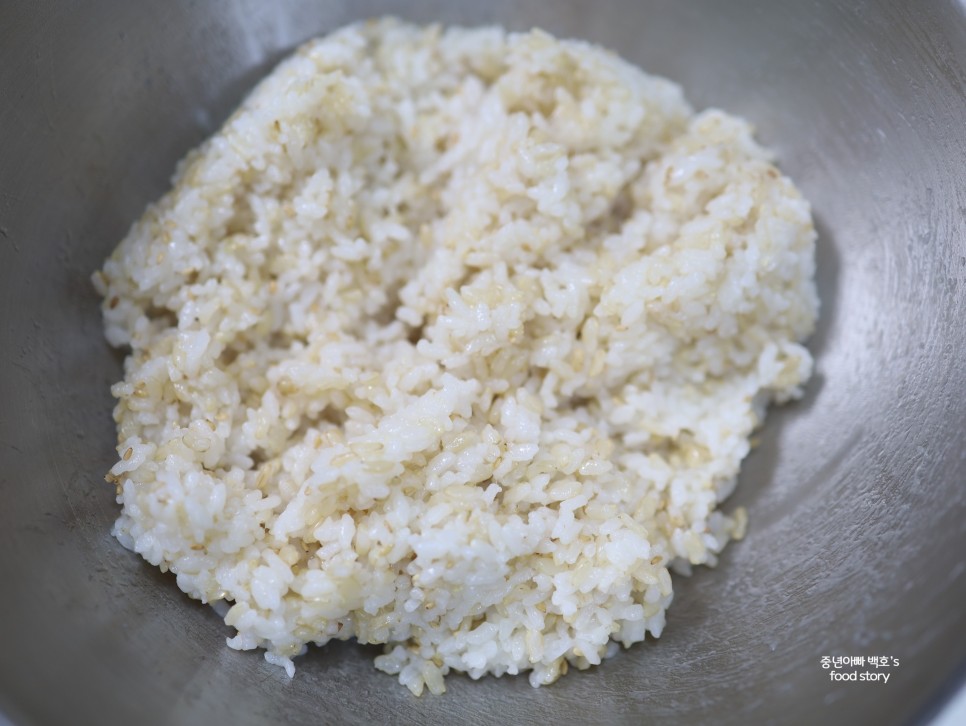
[[94, 19, 818, 694]]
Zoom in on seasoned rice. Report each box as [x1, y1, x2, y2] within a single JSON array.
[[95, 18, 818, 694]]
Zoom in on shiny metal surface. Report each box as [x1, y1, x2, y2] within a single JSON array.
[[1, 1, 964, 724]]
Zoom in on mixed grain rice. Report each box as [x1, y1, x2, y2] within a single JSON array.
[[95, 19, 818, 694]]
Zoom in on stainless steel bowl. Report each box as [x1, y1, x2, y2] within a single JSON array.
[[2, 1, 964, 724]]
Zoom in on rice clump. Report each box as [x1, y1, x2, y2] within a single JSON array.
[[95, 19, 819, 695]]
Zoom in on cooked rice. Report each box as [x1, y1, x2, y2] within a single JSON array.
[[94, 18, 818, 694]]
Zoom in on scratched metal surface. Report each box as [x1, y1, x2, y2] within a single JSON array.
[[1, 1, 964, 724]]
